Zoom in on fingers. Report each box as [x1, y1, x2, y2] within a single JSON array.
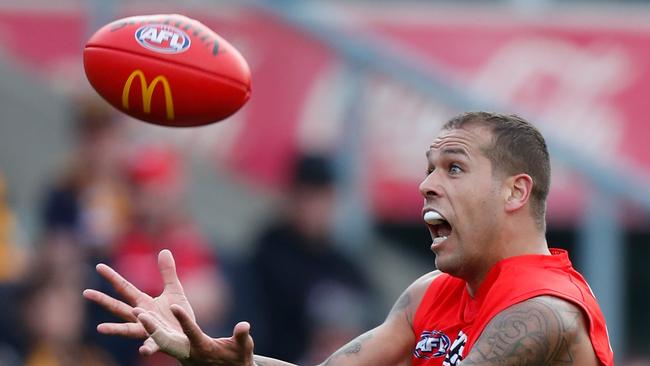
[[96, 263, 149, 304], [136, 312, 163, 354], [132, 307, 146, 317], [97, 322, 148, 339], [158, 249, 184, 294], [135, 308, 160, 335], [138, 310, 190, 359], [83, 289, 137, 322], [170, 304, 205, 346], [139, 337, 161, 357]]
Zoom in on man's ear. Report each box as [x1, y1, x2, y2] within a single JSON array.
[[504, 174, 533, 213]]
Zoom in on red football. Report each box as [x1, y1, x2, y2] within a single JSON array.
[[83, 14, 251, 127]]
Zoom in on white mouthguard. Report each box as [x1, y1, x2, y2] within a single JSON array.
[[424, 211, 444, 225]]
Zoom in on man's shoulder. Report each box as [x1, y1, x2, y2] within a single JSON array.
[[385, 270, 446, 327], [487, 252, 593, 306], [409, 270, 445, 294], [410, 270, 465, 296], [401, 271, 453, 318], [463, 295, 602, 366]]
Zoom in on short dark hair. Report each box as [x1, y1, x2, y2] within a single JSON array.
[[442, 112, 550, 230]]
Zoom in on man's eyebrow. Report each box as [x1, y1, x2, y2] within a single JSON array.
[[440, 147, 470, 158]]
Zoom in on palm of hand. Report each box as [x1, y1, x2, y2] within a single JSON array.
[[84, 250, 254, 366], [83, 250, 195, 355], [138, 286, 196, 353], [147, 285, 195, 331], [136, 300, 255, 365]]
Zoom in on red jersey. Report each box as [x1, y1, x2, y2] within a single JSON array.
[[411, 249, 613, 366]]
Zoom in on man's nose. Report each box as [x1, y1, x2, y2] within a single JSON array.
[[419, 172, 441, 198]]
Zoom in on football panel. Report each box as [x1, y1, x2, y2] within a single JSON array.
[[84, 46, 250, 127]]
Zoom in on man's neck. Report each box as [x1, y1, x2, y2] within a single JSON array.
[[464, 236, 550, 297]]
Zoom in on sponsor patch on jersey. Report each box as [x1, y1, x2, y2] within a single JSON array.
[[413, 330, 451, 359], [442, 331, 467, 366], [135, 24, 191, 54]]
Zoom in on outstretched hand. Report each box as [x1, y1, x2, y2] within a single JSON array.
[[83, 249, 196, 356], [83, 249, 255, 365]]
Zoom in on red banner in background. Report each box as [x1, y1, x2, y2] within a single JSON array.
[[2, 5, 649, 224], [0, 11, 83, 68], [357, 9, 650, 223]]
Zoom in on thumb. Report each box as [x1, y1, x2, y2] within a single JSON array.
[[233, 321, 253, 349]]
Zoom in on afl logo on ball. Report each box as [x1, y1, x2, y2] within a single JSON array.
[[135, 24, 191, 54]]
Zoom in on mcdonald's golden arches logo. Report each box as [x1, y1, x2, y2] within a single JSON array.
[[122, 69, 175, 120]]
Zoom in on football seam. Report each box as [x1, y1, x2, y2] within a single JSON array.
[[84, 44, 251, 93]]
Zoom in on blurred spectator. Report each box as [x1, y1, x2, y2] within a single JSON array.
[[624, 355, 650, 366], [0, 170, 30, 282], [35, 97, 137, 364], [40, 98, 131, 260], [20, 235, 117, 366], [242, 153, 371, 363], [0, 171, 31, 365], [110, 144, 229, 366]]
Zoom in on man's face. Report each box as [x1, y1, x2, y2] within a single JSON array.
[[419, 125, 504, 278]]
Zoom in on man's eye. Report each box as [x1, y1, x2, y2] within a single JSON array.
[[425, 167, 434, 176], [449, 164, 462, 174]]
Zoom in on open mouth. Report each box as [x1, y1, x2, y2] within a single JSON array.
[[423, 211, 452, 245]]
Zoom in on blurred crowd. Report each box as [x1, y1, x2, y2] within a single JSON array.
[[0, 99, 373, 366]]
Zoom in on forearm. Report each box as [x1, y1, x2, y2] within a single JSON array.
[[253, 329, 375, 366], [254, 355, 299, 366], [252, 279, 424, 366], [178, 354, 284, 366]]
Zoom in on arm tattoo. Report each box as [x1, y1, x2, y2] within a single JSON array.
[[462, 296, 584, 366], [322, 331, 374, 366]]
